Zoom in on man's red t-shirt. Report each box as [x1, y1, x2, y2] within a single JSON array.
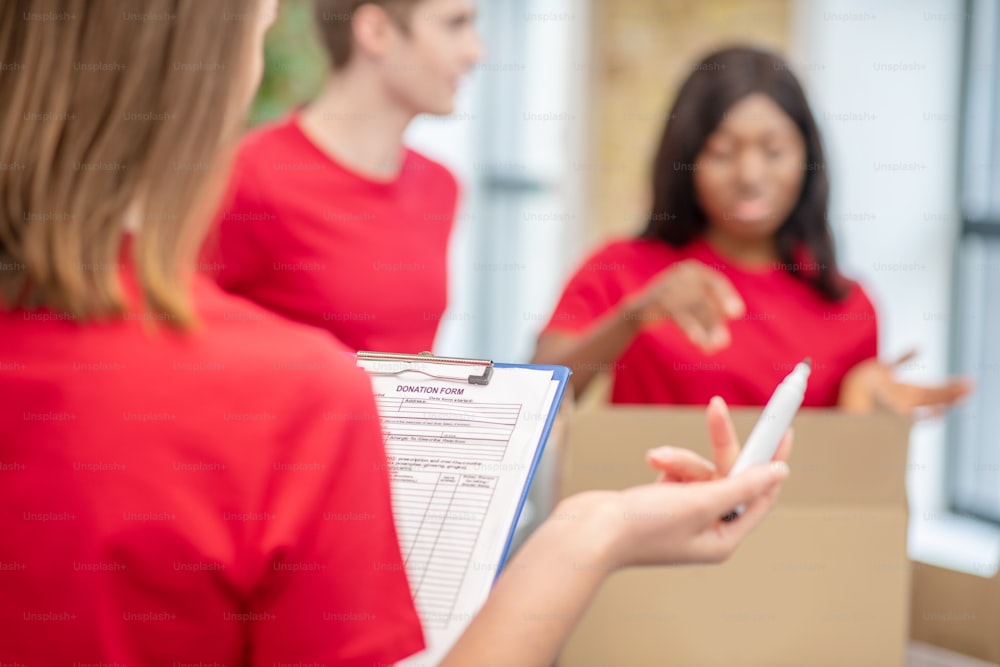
[[202, 112, 458, 353], [0, 268, 424, 665], [543, 237, 878, 407]]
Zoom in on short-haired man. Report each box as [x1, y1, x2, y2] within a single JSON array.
[[206, 0, 483, 352]]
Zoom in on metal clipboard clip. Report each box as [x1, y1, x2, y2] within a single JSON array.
[[357, 350, 494, 386]]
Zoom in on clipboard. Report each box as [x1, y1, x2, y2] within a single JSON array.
[[356, 350, 571, 666], [492, 361, 571, 571], [357, 350, 570, 570]]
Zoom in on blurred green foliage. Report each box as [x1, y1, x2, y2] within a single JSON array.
[[250, 0, 328, 126]]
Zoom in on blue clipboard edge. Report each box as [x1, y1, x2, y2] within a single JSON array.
[[492, 363, 572, 580]]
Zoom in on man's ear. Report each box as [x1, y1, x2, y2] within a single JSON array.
[[351, 3, 398, 61]]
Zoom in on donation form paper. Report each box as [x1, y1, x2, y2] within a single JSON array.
[[356, 359, 559, 666]]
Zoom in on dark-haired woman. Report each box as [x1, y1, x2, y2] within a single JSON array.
[[533, 46, 970, 413]]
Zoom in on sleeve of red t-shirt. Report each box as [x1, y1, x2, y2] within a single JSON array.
[[249, 359, 424, 666], [542, 241, 644, 336], [843, 282, 880, 369]]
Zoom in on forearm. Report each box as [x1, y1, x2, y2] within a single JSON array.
[[532, 303, 643, 396], [439, 492, 620, 667], [836, 360, 878, 413]]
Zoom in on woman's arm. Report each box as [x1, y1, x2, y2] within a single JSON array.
[[439, 467, 787, 667], [439, 398, 789, 667], [532, 299, 643, 396], [532, 260, 746, 396], [436, 490, 620, 667], [838, 351, 974, 416]]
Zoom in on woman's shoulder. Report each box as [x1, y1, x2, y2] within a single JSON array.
[[237, 113, 301, 154], [193, 278, 369, 397], [228, 113, 317, 186], [797, 274, 879, 335], [578, 236, 682, 269], [404, 148, 458, 188], [827, 272, 876, 308], [839, 277, 878, 317]]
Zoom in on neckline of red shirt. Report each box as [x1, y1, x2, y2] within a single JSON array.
[[656, 236, 782, 278], [286, 110, 414, 192]]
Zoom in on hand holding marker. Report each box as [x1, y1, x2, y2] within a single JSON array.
[[723, 358, 810, 521]]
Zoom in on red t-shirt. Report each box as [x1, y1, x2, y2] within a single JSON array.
[[0, 269, 424, 665], [543, 238, 878, 406], [202, 112, 458, 353]]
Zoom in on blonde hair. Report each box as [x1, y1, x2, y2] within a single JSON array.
[[0, 0, 261, 326]]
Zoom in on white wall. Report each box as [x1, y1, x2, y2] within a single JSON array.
[[406, 0, 589, 362], [404, 79, 480, 358], [791, 0, 1000, 572]]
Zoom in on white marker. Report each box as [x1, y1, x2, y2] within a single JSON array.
[[723, 358, 810, 520]]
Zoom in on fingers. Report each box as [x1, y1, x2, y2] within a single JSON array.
[[700, 267, 746, 319], [688, 300, 731, 350], [923, 379, 974, 406], [687, 267, 740, 351], [948, 377, 975, 401], [667, 299, 729, 352], [656, 261, 744, 353], [887, 378, 975, 415], [709, 475, 786, 556], [646, 446, 716, 482], [706, 396, 740, 475], [672, 309, 720, 352], [697, 462, 790, 521], [889, 349, 919, 368]]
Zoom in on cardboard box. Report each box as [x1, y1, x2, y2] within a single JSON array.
[[557, 407, 912, 667], [911, 562, 1000, 664]]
